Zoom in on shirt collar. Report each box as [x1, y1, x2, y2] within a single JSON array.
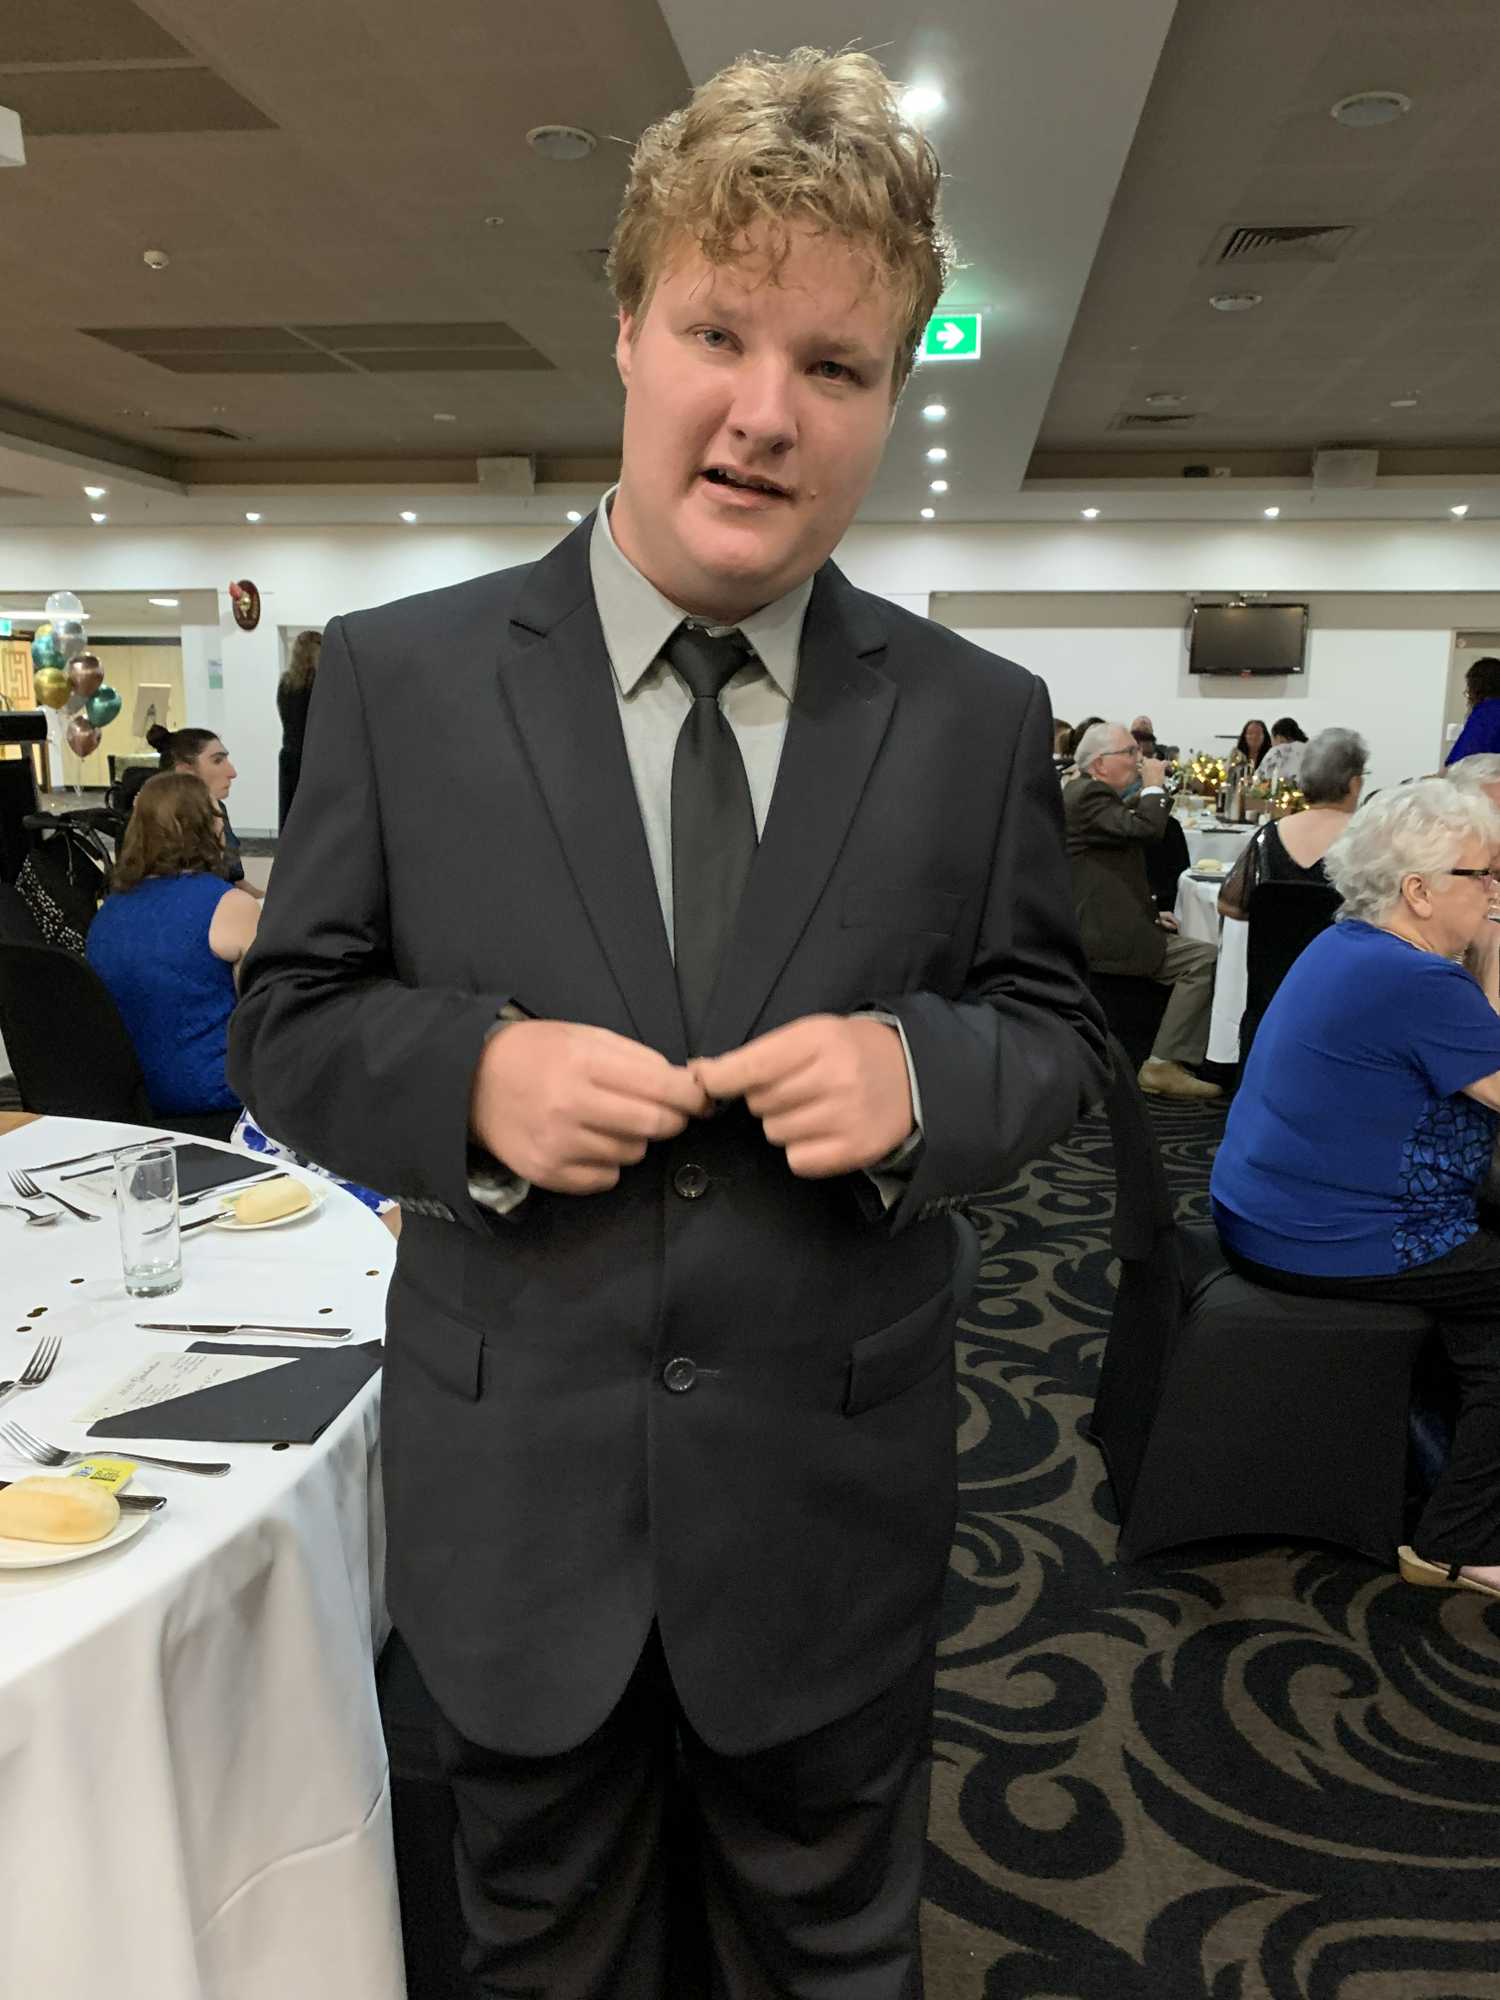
[[588, 486, 809, 701]]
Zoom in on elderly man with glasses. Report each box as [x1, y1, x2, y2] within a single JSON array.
[[1064, 721, 1221, 1101]]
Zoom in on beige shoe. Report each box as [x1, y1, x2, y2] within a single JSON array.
[[1137, 1058, 1222, 1101], [1398, 1545, 1500, 1601]]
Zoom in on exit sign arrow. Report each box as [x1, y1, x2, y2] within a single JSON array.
[[919, 311, 981, 362]]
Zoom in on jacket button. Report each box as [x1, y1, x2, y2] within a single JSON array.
[[662, 1356, 697, 1393], [673, 1164, 709, 1200]]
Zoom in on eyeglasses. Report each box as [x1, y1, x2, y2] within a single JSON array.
[[1441, 868, 1500, 882]]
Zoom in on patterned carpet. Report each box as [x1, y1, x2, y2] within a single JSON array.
[[922, 1097, 1500, 2000]]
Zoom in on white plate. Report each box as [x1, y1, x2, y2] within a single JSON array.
[[0, 1506, 152, 1570], [209, 1178, 326, 1232]]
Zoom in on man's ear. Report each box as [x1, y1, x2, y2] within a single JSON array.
[[615, 310, 635, 390]]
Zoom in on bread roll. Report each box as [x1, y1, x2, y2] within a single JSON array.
[[231, 1176, 313, 1224], [0, 1475, 120, 1544]]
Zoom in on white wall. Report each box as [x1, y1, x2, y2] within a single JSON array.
[[8, 517, 1500, 828], [933, 592, 1500, 793]]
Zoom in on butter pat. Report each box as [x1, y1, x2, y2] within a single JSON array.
[[0, 1475, 119, 1544], [231, 1177, 313, 1224]]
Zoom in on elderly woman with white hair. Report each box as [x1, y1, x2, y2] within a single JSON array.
[[1210, 777, 1500, 1600]]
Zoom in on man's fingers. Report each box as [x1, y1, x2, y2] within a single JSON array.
[[694, 1029, 821, 1102], [589, 1045, 711, 1117]]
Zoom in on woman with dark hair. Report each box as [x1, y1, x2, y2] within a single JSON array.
[[1232, 718, 1271, 771], [138, 722, 262, 899], [1445, 656, 1500, 765], [1258, 716, 1308, 788], [277, 628, 321, 830], [86, 772, 260, 1115]]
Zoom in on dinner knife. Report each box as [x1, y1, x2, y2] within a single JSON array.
[[0, 1478, 165, 1513], [135, 1320, 353, 1340]]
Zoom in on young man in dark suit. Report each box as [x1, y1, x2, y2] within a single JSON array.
[[230, 45, 1107, 1998]]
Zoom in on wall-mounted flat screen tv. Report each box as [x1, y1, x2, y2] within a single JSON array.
[[1188, 602, 1307, 676]]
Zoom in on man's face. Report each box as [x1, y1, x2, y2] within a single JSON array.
[[610, 224, 900, 622], [1092, 733, 1141, 795]]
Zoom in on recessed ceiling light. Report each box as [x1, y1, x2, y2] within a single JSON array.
[[1143, 392, 1185, 408], [1451, 504, 1470, 518], [1331, 90, 1411, 128], [433, 411, 457, 422], [400, 510, 418, 523], [526, 124, 596, 161], [566, 510, 583, 523], [244, 510, 261, 522], [926, 446, 948, 463], [483, 215, 505, 228], [1263, 506, 1281, 519], [83, 484, 107, 499], [148, 596, 180, 607], [929, 479, 948, 493], [1389, 394, 1420, 409], [920, 506, 936, 520], [89, 512, 107, 524], [921, 402, 947, 422], [899, 85, 945, 122], [1080, 507, 1100, 520], [1209, 292, 1263, 312]]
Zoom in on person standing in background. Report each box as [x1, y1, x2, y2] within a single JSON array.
[[277, 629, 321, 831], [1446, 657, 1500, 766]]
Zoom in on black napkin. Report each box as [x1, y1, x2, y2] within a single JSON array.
[[86, 1341, 382, 1446]]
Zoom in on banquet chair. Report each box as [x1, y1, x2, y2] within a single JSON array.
[[1239, 879, 1341, 1065], [1088, 1043, 1436, 1564], [0, 941, 237, 1141]]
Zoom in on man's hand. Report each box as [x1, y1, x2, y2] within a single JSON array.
[[1140, 756, 1168, 789], [1156, 911, 1180, 932], [470, 1021, 711, 1195], [691, 1015, 914, 1179]]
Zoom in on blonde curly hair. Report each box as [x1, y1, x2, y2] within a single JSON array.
[[608, 47, 953, 396]]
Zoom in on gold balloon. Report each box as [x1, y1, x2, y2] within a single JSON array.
[[67, 653, 103, 698], [66, 712, 101, 759], [33, 668, 70, 709]]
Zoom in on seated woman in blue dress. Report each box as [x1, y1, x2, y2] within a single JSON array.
[[1210, 777, 1500, 1602], [86, 773, 259, 1117]]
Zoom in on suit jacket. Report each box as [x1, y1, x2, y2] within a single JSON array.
[[228, 518, 1108, 1757], [1064, 778, 1171, 978]]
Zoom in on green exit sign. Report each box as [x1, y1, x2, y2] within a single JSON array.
[[0, 618, 10, 637], [920, 311, 981, 362]]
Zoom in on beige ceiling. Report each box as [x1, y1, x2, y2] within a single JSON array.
[[1035, 0, 1500, 464]]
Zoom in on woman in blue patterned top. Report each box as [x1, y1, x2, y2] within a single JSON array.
[[1211, 778, 1500, 1601]]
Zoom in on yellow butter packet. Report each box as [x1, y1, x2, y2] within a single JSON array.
[[68, 1457, 137, 1494]]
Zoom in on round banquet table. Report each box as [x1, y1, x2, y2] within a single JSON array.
[[1173, 871, 1250, 1066], [0, 1113, 404, 2000], [1179, 817, 1255, 868]]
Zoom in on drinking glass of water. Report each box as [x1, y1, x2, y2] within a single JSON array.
[[114, 1143, 182, 1298]]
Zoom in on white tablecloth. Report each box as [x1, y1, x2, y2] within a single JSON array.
[[1174, 873, 1250, 1065], [0, 1116, 404, 2000], [1180, 819, 1255, 867]]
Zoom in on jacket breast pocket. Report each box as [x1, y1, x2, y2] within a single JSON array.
[[844, 1282, 956, 1416], [841, 883, 962, 936]]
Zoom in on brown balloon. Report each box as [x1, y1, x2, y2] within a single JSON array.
[[66, 713, 101, 759], [67, 653, 103, 698]]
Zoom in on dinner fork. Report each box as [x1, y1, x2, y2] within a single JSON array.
[[8, 1168, 98, 1224], [0, 1334, 60, 1407], [0, 1418, 230, 1477]]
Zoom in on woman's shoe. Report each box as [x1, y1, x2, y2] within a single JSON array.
[[1397, 1545, 1500, 1601]]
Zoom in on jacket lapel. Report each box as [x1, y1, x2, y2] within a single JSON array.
[[499, 520, 687, 1061], [703, 563, 895, 1055]]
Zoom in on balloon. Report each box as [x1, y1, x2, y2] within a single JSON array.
[[67, 653, 103, 698], [55, 618, 86, 662], [44, 590, 83, 620], [66, 713, 100, 759], [33, 668, 70, 709], [86, 684, 122, 729], [30, 623, 64, 673]]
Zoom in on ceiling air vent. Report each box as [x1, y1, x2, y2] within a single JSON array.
[[1214, 224, 1356, 264], [157, 424, 250, 441], [1112, 412, 1195, 429]]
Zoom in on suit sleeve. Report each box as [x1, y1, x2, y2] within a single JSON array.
[[227, 616, 508, 1229], [1067, 783, 1169, 846], [873, 675, 1111, 1232]]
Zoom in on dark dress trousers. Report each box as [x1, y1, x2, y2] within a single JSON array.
[[228, 517, 1108, 1765]]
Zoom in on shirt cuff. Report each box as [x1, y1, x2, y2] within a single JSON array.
[[1140, 785, 1165, 797], [854, 1010, 925, 1209]]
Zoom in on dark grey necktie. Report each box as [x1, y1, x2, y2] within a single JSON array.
[[667, 622, 757, 1050]]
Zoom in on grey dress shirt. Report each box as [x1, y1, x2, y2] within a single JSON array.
[[470, 494, 921, 1211]]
